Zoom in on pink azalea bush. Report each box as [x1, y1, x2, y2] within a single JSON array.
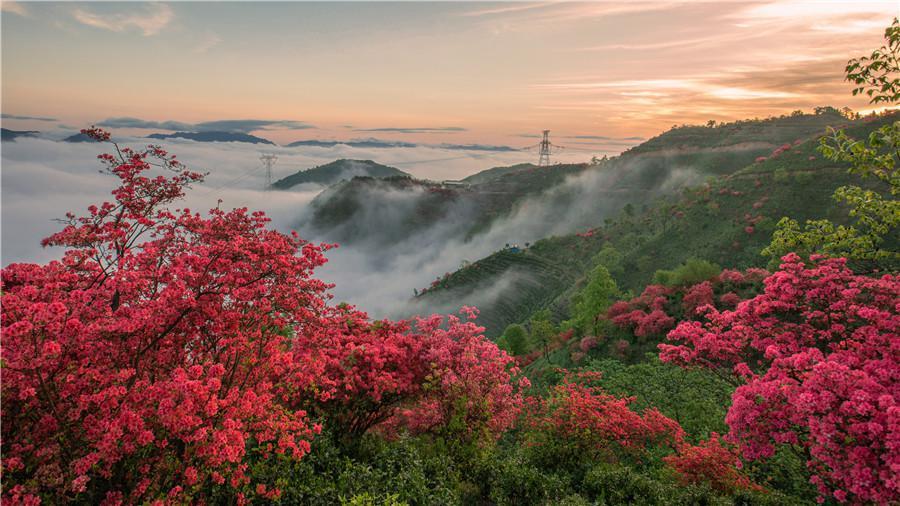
[[660, 254, 900, 504], [1, 130, 526, 504]]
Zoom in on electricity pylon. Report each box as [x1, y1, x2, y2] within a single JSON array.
[[538, 130, 552, 166], [260, 153, 278, 186]]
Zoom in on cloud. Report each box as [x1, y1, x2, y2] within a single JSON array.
[[353, 127, 467, 134], [96, 117, 316, 133], [193, 31, 222, 54], [564, 135, 645, 141], [2, 113, 58, 122], [1, 1, 28, 17], [72, 3, 173, 36]]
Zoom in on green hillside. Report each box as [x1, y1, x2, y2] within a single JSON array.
[[303, 111, 851, 251], [272, 159, 410, 189], [460, 163, 537, 184], [415, 111, 897, 338]]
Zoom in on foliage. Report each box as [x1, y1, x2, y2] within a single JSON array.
[[521, 372, 685, 466], [1, 132, 324, 504], [764, 19, 900, 272], [570, 264, 619, 334], [651, 258, 721, 287], [846, 18, 900, 104], [0, 131, 526, 505], [664, 434, 759, 494], [660, 254, 900, 504], [499, 323, 530, 356], [586, 356, 733, 440]]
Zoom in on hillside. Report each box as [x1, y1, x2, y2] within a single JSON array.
[[271, 159, 410, 189], [461, 163, 537, 184], [297, 162, 590, 247], [303, 111, 851, 254], [414, 111, 895, 337], [146, 131, 275, 144], [1, 128, 39, 141]]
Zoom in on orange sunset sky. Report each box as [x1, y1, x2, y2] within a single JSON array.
[[2, 1, 899, 150]]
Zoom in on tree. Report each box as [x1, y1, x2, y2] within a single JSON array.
[[651, 258, 720, 287], [529, 310, 557, 359], [764, 18, 900, 272], [571, 264, 619, 334], [521, 372, 685, 466], [1, 129, 325, 503], [1, 130, 529, 505], [500, 323, 530, 356], [659, 254, 899, 504]]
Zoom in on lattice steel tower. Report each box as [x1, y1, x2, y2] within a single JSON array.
[[538, 130, 552, 166], [260, 153, 278, 187]]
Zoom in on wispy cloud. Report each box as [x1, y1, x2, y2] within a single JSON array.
[[353, 127, 467, 134], [72, 3, 173, 36], [2, 113, 58, 122], [564, 135, 645, 141], [96, 117, 315, 133], [1, 1, 28, 17], [193, 31, 222, 54]]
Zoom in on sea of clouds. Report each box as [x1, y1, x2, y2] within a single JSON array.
[[1, 136, 596, 319]]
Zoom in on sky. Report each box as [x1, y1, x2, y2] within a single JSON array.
[[2, 1, 898, 149]]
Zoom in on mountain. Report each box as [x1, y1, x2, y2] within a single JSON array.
[[147, 131, 275, 144], [298, 162, 589, 248], [286, 139, 417, 149], [63, 132, 101, 143], [286, 139, 518, 151], [461, 163, 537, 184], [1, 128, 39, 141], [302, 111, 849, 253], [271, 159, 410, 189], [412, 111, 896, 337]]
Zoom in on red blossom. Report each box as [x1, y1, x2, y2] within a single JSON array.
[[660, 254, 900, 504]]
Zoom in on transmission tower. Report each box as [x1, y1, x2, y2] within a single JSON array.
[[538, 130, 552, 166], [260, 153, 278, 187]]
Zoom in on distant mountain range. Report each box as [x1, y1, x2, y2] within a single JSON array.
[[63, 132, 104, 143], [286, 139, 417, 149], [286, 138, 518, 151], [146, 131, 276, 144], [1, 128, 39, 141], [272, 159, 410, 189]]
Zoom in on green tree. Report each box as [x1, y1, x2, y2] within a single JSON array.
[[571, 265, 619, 334], [651, 258, 720, 287], [764, 19, 900, 271], [529, 310, 557, 359], [592, 245, 625, 279], [500, 323, 530, 356]]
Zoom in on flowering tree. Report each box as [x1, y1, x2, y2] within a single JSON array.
[[1, 130, 332, 504], [664, 433, 759, 494], [293, 306, 527, 447], [660, 254, 899, 504], [383, 308, 528, 444], [521, 371, 684, 464], [1, 130, 528, 504]]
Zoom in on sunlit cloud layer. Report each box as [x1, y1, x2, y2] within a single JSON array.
[[2, 1, 898, 144]]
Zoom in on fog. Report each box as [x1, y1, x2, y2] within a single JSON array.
[[2, 135, 703, 321], [1, 136, 585, 314]]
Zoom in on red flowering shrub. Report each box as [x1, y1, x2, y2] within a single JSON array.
[[579, 335, 600, 352], [634, 309, 676, 338], [682, 281, 715, 316], [378, 308, 528, 444], [1, 133, 327, 503], [1, 131, 527, 504], [665, 434, 759, 493], [522, 372, 684, 462], [660, 254, 900, 504]]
